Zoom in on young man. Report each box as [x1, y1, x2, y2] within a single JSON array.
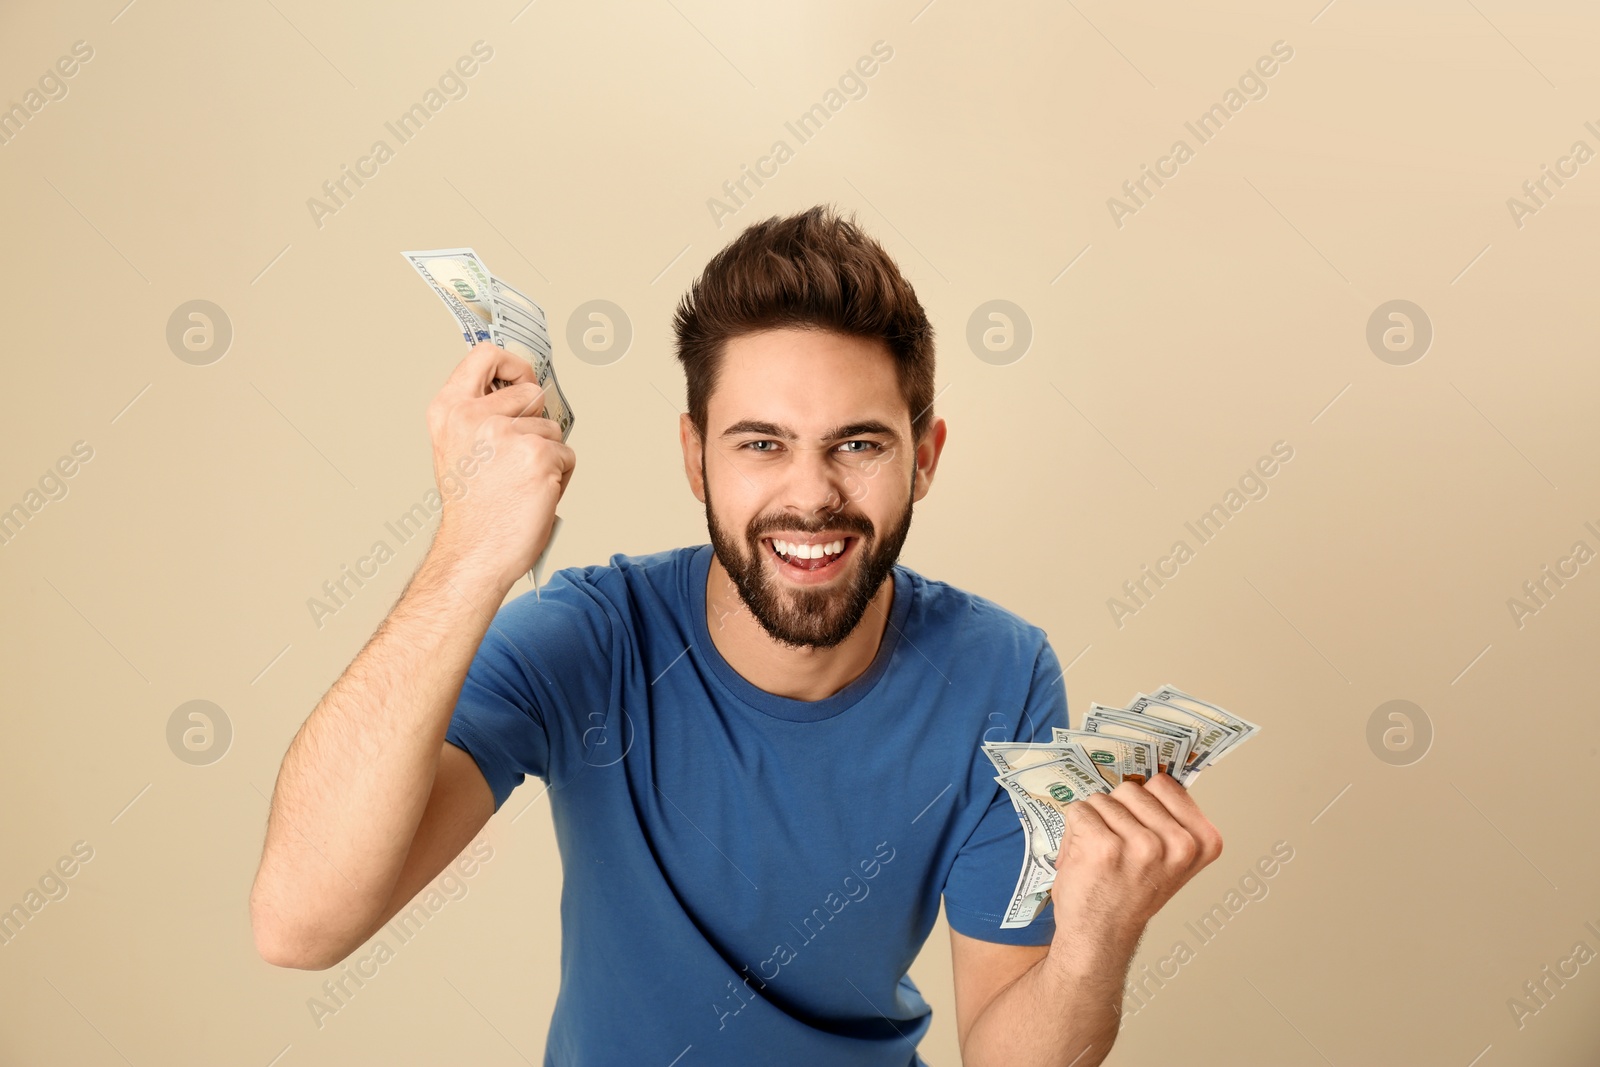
[[250, 206, 1222, 1066]]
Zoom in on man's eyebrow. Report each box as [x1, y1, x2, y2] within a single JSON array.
[[719, 419, 791, 440], [718, 419, 900, 442], [825, 420, 900, 442]]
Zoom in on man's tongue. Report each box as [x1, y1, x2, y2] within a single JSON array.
[[786, 551, 833, 572]]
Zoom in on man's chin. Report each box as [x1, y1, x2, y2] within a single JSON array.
[[756, 608, 859, 650], [716, 550, 840, 645]]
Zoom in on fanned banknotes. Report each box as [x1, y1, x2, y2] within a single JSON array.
[[402, 247, 575, 439], [984, 684, 1259, 928], [402, 247, 574, 590]]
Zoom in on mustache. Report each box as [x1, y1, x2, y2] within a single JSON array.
[[748, 516, 874, 539]]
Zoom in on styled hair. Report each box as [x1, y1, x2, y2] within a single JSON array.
[[672, 204, 936, 444]]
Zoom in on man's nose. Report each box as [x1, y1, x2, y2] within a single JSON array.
[[784, 446, 848, 521]]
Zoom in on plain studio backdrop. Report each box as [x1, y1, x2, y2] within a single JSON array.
[[2, 1, 1598, 1064]]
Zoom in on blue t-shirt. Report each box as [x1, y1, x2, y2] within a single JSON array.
[[444, 543, 1069, 1066]]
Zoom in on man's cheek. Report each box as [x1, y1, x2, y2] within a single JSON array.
[[840, 470, 868, 503]]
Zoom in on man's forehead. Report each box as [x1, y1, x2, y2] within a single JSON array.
[[709, 328, 904, 437]]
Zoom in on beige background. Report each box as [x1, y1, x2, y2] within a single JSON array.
[[2, 0, 1598, 1063]]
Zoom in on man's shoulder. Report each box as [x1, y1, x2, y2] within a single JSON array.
[[552, 542, 699, 589], [528, 542, 701, 618], [896, 562, 1051, 659], [493, 543, 701, 650]]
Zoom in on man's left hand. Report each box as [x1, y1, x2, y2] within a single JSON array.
[[1050, 774, 1225, 956]]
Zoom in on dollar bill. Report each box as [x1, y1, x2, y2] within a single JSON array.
[[989, 686, 1260, 928], [983, 741, 1069, 816], [993, 755, 1112, 928], [1147, 684, 1260, 766], [1048, 728, 1157, 786], [983, 732, 1156, 788], [402, 247, 575, 439], [1126, 694, 1235, 779], [403, 246, 574, 590], [983, 739, 1090, 775], [1083, 705, 1197, 780], [987, 740, 1109, 797], [402, 247, 496, 344], [1001, 851, 1055, 928]]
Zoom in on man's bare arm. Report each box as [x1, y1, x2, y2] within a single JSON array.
[[249, 543, 511, 969], [957, 923, 1132, 1067], [960, 775, 1224, 1066], [249, 342, 574, 969]]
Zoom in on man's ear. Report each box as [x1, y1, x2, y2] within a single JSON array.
[[911, 417, 948, 503], [680, 412, 707, 503]]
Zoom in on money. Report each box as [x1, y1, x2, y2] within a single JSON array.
[[1147, 684, 1261, 771], [993, 753, 1112, 924], [1083, 705, 1195, 780], [1048, 728, 1157, 786], [1125, 694, 1234, 778], [403, 247, 574, 592], [402, 247, 575, 439], [988, 685, 1258, 928]]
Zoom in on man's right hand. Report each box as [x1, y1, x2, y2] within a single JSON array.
[[427, 341, 576, 590]]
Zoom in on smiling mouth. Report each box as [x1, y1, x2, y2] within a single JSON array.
[[761, 535, 857, 576]]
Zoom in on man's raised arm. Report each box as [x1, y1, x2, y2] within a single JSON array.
[[248, 342, 574, 970]]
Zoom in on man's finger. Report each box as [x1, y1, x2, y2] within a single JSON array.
[[1108, 780, 1200, 870], [1144, 774, 1224, 866], [439, 341, 535, 403], [472, 380, 548, 420], [502, 414, 563, 438], [1061, 798, 1108, 842], [1082, 792, 1164, 862]]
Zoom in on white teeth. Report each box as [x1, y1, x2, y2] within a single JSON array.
[[771, 538, 846, 560]]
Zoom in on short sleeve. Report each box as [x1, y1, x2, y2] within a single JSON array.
[[444, 565, 614, 813], [941, 636, 1071, 946]]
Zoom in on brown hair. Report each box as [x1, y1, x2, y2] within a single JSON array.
[[672, 204, 936, 445]]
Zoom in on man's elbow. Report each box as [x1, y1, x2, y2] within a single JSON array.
[[253, 921, 352, 971], [250, 891, 353, 971]]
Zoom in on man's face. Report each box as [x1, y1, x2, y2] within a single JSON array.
[[682, 328, 939, 650]]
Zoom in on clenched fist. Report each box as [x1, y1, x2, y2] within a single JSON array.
[[426, 341, 575, 590], [1051, 774, 1224, 955]]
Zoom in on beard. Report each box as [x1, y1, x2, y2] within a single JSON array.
[[703, 455, 914, 650]]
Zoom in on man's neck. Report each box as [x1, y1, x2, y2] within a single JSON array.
[[704, 551, 895, 702]]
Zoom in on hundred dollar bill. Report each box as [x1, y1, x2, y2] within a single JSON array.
[[985, 685, 1257, 927], [1083, 705, 1196, 780], [984, 730, 1159, 788], [984, 741, 1063, 816], [984, 739, 1105, 820], [995, 755, 1112, 871], [979, 742, 1107, 809], [998, 782, 1061, 917], [1000, 852, 1055, 929], [1048, 728, 1156, 786], [983, 739, 1104, 777], [403, 246, 575, 590], [402, 247, 575, 439], [1147, 684, 1260, 766], [488, 274, 553, 356], [992, 755, 1110, 928], [403, 247, 497, 344], [1001, 777, 1071, 876], [990, 768, 1059, 929], [1126, 694, 1234, 779]]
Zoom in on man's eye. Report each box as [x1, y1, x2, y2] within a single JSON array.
[[742, 440, 779, 452], [837, 441, 882, 453]]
